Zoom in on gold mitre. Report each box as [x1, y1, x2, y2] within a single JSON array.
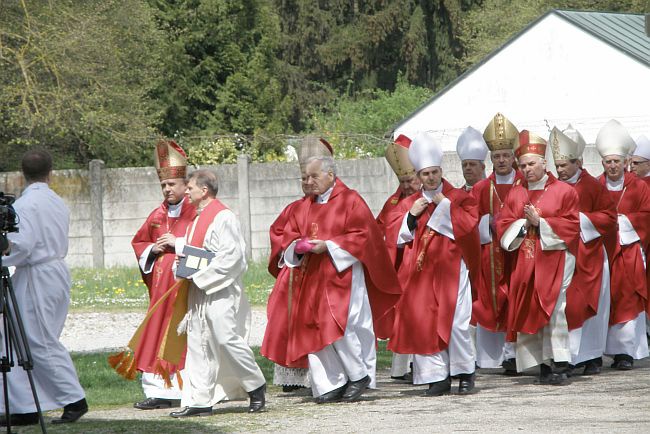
[[515, 130, 546, 159], [154, 139, 187, 181], [549, 125, 586, 161], [595, 119, 636, 158], [483, 113, 519, 151], [385, 134, 416, 177], [297, 136, 333, 167]]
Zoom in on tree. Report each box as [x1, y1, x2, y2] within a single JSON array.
[[0, 0, 167, 171]]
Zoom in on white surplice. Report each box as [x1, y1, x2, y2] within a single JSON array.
[[176, 208, 265, 407], [0, 182, 85, 413]]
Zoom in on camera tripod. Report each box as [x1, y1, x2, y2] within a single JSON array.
[[0, 256, 47, 433]]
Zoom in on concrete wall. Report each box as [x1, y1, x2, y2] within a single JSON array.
[[0, 148, 606, 268]]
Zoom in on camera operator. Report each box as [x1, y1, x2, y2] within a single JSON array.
[[0, 149, 87, 426]]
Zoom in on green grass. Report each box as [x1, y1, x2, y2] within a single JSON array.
[[70, 260, 275, 311], [76, 342, 391, 408]]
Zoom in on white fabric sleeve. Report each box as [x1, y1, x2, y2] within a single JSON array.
[[501, 219, 527, 251], [618, 214, 640, 245], [426, 198, 454, 240], [3, 210, 37, 267], [479, 214, 492, 245], [283, 239, 303, 268], [138, 244, 156, 274], [175, 236, 186, 256], [539, 218, 567, 250], [191, 210, 247, 294], [325, 240, 358, 273], [579, 212, 601, 244], [397, 212, 415, 245]]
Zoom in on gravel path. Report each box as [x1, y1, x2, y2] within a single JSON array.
[[61, 308, 267, 352], [59, 311, 650, 432]]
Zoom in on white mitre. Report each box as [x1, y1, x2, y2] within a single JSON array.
[[549, 124, 586, 161], [595, 119, 636, 157], [456, 126, 488, 161], [409, 131, 443, 172], [632, 135, 650, 160]]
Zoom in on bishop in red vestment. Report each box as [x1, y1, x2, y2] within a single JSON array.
[[376, 135, 421, 380], [131, 140, 195, 410], [280, 155, 402, 404], [388, 132, 479, 396], [551, 125, 617, 376], [596, 120, 650, 369], [497, 131, 579, 385], [470, 113, 522, 371]]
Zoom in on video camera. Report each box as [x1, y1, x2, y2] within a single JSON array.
[[0, 191, 19, 253]]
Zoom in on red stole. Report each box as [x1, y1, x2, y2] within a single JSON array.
[[187, 199, 228, 248], [497, 173, 579, 337], [388, 180, 479, 355]]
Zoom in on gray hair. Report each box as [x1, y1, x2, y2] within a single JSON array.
[[187, 169, 219, 196], [305, 156, 337, 176]]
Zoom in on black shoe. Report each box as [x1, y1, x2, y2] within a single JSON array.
[[169, 406, 213, 418], [502, 358, 519, 376], [458, 372, 476, 395], [537, 363, 553, 384], [248, 383, 266, 413], [0, 412, 39, 427], [537, 363, 569, 385], [425, 377, 451, 397], [583, 358, 602, 375], [134, 397, 181, 410], [282, 385, 306, 392], [341, 375, 371, 402], [391, 372, 413, 382], [52, 398, 88, 424], [316, 383, 348, 404], [611, 354, 633, 370]]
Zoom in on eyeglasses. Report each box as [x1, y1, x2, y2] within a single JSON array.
[[630, 160, 650, 166]]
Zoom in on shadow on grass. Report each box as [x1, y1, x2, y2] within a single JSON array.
[[2, 418, 231, 434]]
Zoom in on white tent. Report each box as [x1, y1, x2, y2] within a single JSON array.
[[391, 10, 650, 151]]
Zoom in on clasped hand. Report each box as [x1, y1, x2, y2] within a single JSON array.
[[523, 204, 540, 227], [152, 233, 177, 254]]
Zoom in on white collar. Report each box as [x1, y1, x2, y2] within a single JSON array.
[[23, 182, 48, 193], [422, 183, 443, 203], [495, 170, 515, 185], [565, 168, 582, 185], [606, 175, 624, 191], [316, 183, 335, 204], [168, 198, 183, 217], [528, 174, 548, 191]]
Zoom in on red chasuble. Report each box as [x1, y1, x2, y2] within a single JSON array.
[[640, 176, 650, 301], [280, 180, 402, 365], [387, 179, 479, 355], [598, 172, 650, 323], [564, 170, 617, 330], [496, 173, 579, 337], [131, 198, 196, 375], [470, 171, 523, 332], [376, 186, 414, 273], [261, 197, 309, 368]]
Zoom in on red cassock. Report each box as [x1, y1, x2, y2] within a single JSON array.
[[131, 199, 196, 374], [496, 173, 579, 337], [564, 170, 617, 330], [598, 172, 650, 323], [261, 197, 310, 368], [387, 180, 479, 355], [470, 172, 524, 331], [280, 181, 402, 366]]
